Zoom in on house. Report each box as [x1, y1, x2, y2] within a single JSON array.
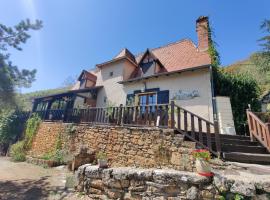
[[33, 16, 217, 122], [31, 16, 270, 163]]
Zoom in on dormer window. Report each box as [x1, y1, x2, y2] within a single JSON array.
[[137, 49, 165, 77], [141, 61, 154, 74]]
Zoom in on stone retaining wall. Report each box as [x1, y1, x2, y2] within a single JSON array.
[[75, 165, 270, 200], [29, 122, 196, 171]]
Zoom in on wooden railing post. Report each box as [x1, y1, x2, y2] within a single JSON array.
[[118, 104, 123, 126], [246, 109, 254, 141], [170, 101, 175, 128], [214, 120, 221, 153]]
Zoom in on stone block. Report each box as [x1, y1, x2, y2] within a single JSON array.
[[186, 186, 198, 200], [230, 181, 256, 197]]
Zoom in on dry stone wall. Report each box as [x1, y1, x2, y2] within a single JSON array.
[[29, 122, 196, 171], [75, 165, 270, 200]]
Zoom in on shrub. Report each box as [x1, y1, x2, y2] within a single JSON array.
[[9, 114, 41, 161], [10, 141, 26, 161], [41, 152, 54, 160], [96, 151, 107, 160], [0, 110, 29, 155], [52, 149, 64, 163]]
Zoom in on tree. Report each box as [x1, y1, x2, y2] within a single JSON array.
[[0, 19, 42, 111], [251, 19, 270, 72]]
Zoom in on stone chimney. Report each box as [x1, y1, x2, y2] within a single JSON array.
[[196, 16, 209, 51]]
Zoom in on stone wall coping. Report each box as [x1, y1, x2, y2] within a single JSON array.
[[41, 121, 174, 132], [78, 165, 210, 184]]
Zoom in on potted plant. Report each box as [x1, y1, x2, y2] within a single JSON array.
[[96, 151, 108, 168], [193, 149, 213, 177]]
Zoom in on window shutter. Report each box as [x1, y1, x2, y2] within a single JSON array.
[[157, 90, 169, 104]]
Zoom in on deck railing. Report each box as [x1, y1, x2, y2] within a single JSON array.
[[34, 101, 221, 155], [35, 104, 170, 127], [247, 109, 270, 152], [172, 102, 221, 155]]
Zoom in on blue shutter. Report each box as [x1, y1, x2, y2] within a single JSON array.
[[157, 90, 169, 104]]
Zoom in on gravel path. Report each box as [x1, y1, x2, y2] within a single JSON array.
[[0, 156, 73, 200]]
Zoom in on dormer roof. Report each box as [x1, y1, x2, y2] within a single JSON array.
[[78, 70, 97, 82], [115, 48, 136, 63]]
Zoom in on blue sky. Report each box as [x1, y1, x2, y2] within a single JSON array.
[[1, 1, 270, 93]]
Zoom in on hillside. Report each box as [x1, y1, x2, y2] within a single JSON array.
[[224, 55, 270, 96], [17, 87, 70, 111]]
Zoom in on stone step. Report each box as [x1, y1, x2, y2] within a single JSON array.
[[223, 152, 270, 165], [220, 138, 260, 146]]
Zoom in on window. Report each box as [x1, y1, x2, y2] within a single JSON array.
[[109, 71, 113, 77], [104, 97, 107, 103], [138, 93, 157, 113]]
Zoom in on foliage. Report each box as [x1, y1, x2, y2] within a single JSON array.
[[41, 152, 54, 160], [234, 193, 245, 200], [9, 114, 41, 161], [10, 141, 26, 161], [256, 112, 270, 123], [55, 133, 62, 150], [105, 101, 116, 117], [24, 113, 41, 149], [207, 17, 261, 134], [96, 151, 107, 160], [65, 123, 76, 136], [0, 19, 42, 110], [52, 149, 64, 163], [0, 109, 29, 154], [207, 19, 220, 68], [193, 149, 211, 160], [251, 19, 270, 72]]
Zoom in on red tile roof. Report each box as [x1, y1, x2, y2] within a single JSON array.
[[94, 38, 211, 80], [135, 39, 211, 72]]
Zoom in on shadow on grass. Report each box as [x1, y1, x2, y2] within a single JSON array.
[[0, 176, 69, 200]]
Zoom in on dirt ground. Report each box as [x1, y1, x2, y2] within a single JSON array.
[[0, 156, 76, 200]]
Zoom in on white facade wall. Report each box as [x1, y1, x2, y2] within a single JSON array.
[[95, 59, 135, 107], [122, 68, 214, 122], [95, 64, 214, 122]]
